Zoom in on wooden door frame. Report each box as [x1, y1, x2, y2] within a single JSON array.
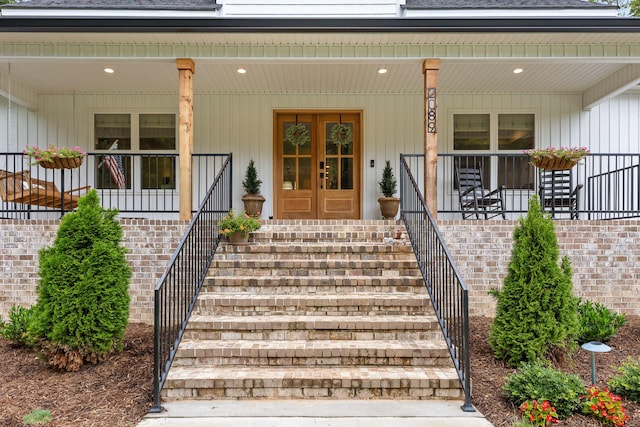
[[273, 109, 364, 219]]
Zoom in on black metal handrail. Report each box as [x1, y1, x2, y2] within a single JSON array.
[[399, 154, 473, 412], [151, 153, 232, 412], [587, 163, 640, 220]]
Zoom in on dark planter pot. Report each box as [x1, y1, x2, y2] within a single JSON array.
[[378, 197, 400, 220], [242, 194, 265, 216], [228, 231, 250, 245]]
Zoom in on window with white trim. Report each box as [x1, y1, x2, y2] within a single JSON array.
[[453, 112, 535, 190], [94, 113, 177, 190]]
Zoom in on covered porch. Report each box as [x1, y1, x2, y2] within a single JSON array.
[[2, 20, 640, 221]]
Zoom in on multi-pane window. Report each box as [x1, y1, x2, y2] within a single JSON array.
[[453, 112, 535, 190], [94, 113, 177, 190]]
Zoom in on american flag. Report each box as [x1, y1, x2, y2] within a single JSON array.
[[104, 140, 126, 190]]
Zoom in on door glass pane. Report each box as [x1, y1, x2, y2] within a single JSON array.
[[94, 114, 131, 150], [140, 114, 176, 150], [325, 122, 339, 156], [341, 158, 354, 190], [498, 114, 534, 150], [298, 158, 311, 190], [453, 114, 490, 150], [326, 122, 354, 155], [284, 122, 311, 155], [326, 158, 338, 190], [283, 157, 296, 190]]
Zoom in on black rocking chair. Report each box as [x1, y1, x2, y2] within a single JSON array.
[[455, 162, 506, 220], [538, 169, 583, 219]]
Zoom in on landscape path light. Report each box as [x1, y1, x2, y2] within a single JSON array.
[[581, 341, 612, 385]]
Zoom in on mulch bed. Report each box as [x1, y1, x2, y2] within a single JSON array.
[[1, 317, 638, 426], [0, 323, 154, 427], [471, 315, 640, 427]]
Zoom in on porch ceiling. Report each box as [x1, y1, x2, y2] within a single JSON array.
[[1, 31, 640, 100], [0, 58, 630, 96]]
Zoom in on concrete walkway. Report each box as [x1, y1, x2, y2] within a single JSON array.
[[137, 400, 495, 427]]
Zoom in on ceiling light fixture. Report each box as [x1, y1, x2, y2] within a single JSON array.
[[237, 67, 247, 74], [513, 67, 524, 74], [104, 67, 115, 74], [377, 68, 388, 74]]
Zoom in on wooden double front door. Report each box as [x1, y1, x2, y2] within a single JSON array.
[[274, 111, 361, 219]]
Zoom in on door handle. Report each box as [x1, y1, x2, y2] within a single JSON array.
[[319, 161, 325, 189]]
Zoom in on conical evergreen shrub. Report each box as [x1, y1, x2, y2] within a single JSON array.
[[30, 190, 131, 371], [489, 195, 579, 367], [242, 159, 262, 195]]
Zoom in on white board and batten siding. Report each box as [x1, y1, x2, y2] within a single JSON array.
[[216, 0, 401, 16], [3, 91, 640, 219]]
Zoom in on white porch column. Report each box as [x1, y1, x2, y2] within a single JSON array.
[[422, 59, 439, 218], [177, 58, 195, 220]]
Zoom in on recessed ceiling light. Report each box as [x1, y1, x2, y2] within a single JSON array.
[[377, 68, 388, 74], [513, 67, 524, 74], [104, 67, 115, 74], [237, 67, 247, 74]]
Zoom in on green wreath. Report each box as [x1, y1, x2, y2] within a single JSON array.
[[330, 123, 353, 148], [285, 123, 310, 147]]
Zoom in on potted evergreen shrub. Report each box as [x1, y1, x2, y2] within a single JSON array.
[[241, 159, 265, 216], [378, 160, 400, 219]]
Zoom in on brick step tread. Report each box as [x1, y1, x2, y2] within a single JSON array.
[[194, 293, 431, 315], [217, 243, 413, 255], [209, 270, 421, 278], [175, 339, 449, 358], [195, 293, 430, 307], [186, 314, 439, 331], [210, 259, 419, 269], [163, 366, 461, 390], [205, 276, 424, 284]]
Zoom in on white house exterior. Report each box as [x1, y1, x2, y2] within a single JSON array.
[[1, 0, 640, 221]]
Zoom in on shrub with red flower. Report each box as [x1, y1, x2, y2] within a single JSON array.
[[582, 385, 629, 426], [519, 400, 560, 426]]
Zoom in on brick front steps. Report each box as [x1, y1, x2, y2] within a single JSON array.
[[161, 220, 462, 401]]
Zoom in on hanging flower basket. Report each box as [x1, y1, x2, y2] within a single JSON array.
[[523, 147, 589, 171], [23, 145, 87, 169], [330, 123, 353, 148], [285, 123, 310, 147], [39, 157, 84, 170], [531, 157, 578, 171]]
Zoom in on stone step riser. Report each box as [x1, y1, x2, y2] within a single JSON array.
[[162, 372, 462, 401], [216, 245, 413, 256], [201, 285, 425, 294], [194, 307, 429, 316], [172, 356, 451, 368], [164, 386, 461, 401], [209, 268, 420, 277], [183, 330, 443, 342]]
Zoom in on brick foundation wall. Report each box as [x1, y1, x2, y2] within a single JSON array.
[[0, 219, 189, 325], [438, 220, 640, 318], [2, 219, 638, 323]]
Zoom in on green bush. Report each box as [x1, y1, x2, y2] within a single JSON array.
[[242, 159, 262, 195], [609, 357, 640, 403], [29, 190, 131, 371], [577, 299, 626, 344], [503, 362, 584, 419], [489, 196, 579, 367], [0, 305, 35, 348], [378, 160, 397, 197]]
